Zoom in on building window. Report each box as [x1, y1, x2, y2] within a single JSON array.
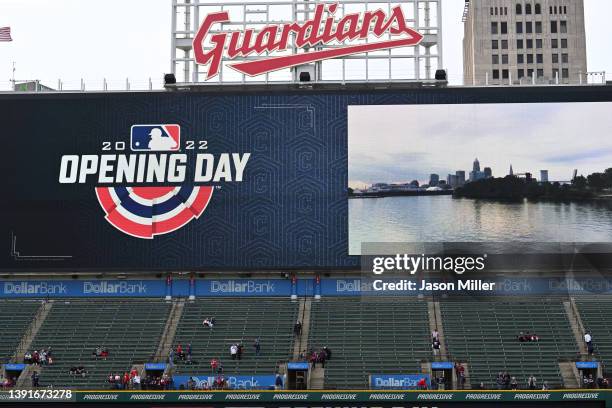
[[551, 21, 558, 33], [501, 39, 508, 49], [560, 21, 568, 33], [563, 6, 567, 14], [491, 22, 498, 34], [552, 53, 559, 64], [492, 40, 499, 49], [516, 4, 522, 14], [492, 55, 499, 64], [504, 7, 508, 15], [552, 39, 558, 48], [535, 3, 541, 14], [536, 54, 543, 64], [495, 7, 498, 15], [562, 68, 569, 79], [516, 22, 523, 33], [517, 39, 524, 49], [528, 68, 534, 78], [518, 54, 525, 64], [526, 22, 533, 33], [526, 3, 532, 14], [502, 69, 509, 79], [562, 53, 569, 63], [561, 38, 568, 48], [502, 54, 509, 64], [527, 39, 533, 49], [527, 54, 534, 64], [535, 21, 542, 33], [553, 68, 559, 79], [554, 6, 558, 14], [501, 22, 508, 34], [493, 70, 500, 79], [518, 69, 525, 78], [491, 7, 494, 15], [536, 39, 543, 48], [537, 68, 544, 78]]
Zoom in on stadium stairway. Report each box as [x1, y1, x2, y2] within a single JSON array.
[[0, 300, 46, 364], [440, 298, 579, 389], [308, 297, 432, 389], [27, 299, 171, 389], [154, 299, 185, 362], [171, 298, 299, 378], [574, 296, 612, 370]]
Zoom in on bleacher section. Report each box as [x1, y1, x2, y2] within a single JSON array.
[[575, 297, 612, 368], [172, 298, 298, 377], [0, 300, 41, 363], [28, 299, 171, 388], [440, 299, 578, 389], [308, 298, 431, 389]]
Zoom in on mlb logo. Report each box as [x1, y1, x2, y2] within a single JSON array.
[[131, 125, 180, 151]]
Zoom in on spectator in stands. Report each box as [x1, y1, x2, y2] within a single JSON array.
[[31, 371, 39, 388], [432, 338, 441, 357], [542, 381, 549, 390], [323, 346, 331, 360], [187, 343, 192, 360], [123, 372, 130, 390], [69, 366, 87, 377], [254, 337, 261, 357], [417, 377, 428, 390], [24, 351, 32, 364], [133, 373, 141, 390], [478, 382, 486, 390], [203, 318, 213, 328], [510, 377, 518, 390], [584, 331, 592, 347], [40, 349, 47, 365], [275, 374, 284, 390], [527, 375, 537, 390], [177, 344, 184, 360], [310, 350, 318, 368], [114, 373, 121, 389], [294, 321, 302, 336], [94, 347, 102, 359], [503, 372, 511, 390], [432, 329, 440, 342], [32, 350, 39, 365], [518, 332, 526, 342], [210, 358, 218, 373], [230, 344, 238, 360], [237, 343, 243, 360], [496, 372, 504, 390], [100, 346, 109, 360], [169, 348, 174, 367]]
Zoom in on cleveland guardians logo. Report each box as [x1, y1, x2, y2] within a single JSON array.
[[58, 125, 250, 239], [193, 3, 423, 79]]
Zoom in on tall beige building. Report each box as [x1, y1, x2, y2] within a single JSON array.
[[463, 0, 587, 85]]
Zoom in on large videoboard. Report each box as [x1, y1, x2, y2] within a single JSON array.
[[1, 86, 612, 271]]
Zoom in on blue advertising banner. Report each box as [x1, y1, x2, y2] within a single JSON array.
[[431, 362, 454, 370], [144, 363, 167, 371], [287, 362, 309, 371], [369, 374, 430, 390], [4, 364, 26, 371], [0, 280, 165, 298], [576, 362, 599, 369], [173, 375, 278, 390], [196, 279, 292, 297]]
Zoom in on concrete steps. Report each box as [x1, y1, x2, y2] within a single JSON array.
[[155, 299, 185, 362], [14, 300, 54, 362]]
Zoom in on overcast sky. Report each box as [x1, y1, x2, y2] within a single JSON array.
[[348, 102, 612, 188], [0, 0, 610, 89]]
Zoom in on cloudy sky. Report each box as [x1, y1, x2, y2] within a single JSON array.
[[0, 0, 610, 88], [349, 102, 612, 188]]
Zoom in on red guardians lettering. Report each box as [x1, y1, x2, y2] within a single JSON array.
[[193, 3, 423, 79]]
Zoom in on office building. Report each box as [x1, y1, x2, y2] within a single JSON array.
[[463, 0, 587, 85]]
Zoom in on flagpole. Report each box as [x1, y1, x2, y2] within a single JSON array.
[[11, 61, 16, 91]]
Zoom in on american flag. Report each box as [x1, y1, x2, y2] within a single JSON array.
[[0, 27, 12, 42]]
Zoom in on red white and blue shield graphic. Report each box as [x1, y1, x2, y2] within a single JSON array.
[[95, 186, 213, 239]]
